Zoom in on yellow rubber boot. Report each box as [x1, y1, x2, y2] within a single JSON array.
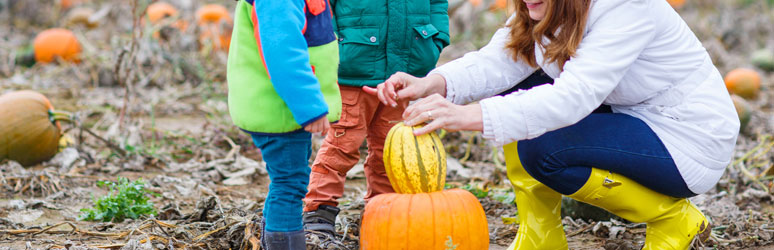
[[503, 142, 568, 250], [568, 168, 710, 250]]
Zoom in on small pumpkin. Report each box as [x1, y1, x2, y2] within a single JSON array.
[[724, 68, 761, 100], [33, 28, 82, 64], [489, 0, 507, 11], [66, 7, 99, 29], [146, 2, 178, 24], [360, 189, 489, 249], [145, 2, 187, 32], [730, 94, 752, 132], [666, 0, 685, 8], [196, 4, 231, 25], [60, 0, 86, 9], [0, 91, 62, 167], [196, 4, 232, 51], [751, 48, 774, 72], [383, 122, 447, 194]]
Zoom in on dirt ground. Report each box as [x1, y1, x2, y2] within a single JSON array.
[[2, 0, 774, 249]]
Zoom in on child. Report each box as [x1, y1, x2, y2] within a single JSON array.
[[302, 0, 450, 237], [226, 0, 340, 248]]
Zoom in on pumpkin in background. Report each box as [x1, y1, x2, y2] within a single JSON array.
[[360, 189, 489, 250], [60, 0, 86, 9], [489, 0, 507, 11], [751, 48, 774, 72], [383, 122, 446, 193], [724, 68, 761, 100], [146, 2, 178, 24], [0, 91, 62, 167], [65, 7, 99, 29], [145, 2, 187, 32], [196, 4, 232, 51], [667, 0, 685, 8], [730, 94, 752, 132], [33, 29, 82, 64]]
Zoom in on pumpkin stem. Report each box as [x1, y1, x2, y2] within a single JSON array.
[[47, 110, 128, 157], [459, 132, 477, 164], [49, 110, 75, 123]]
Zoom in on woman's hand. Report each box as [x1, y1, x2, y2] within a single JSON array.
[[362, 72, 447, 107], [304, 116, 330, 136], [403, 94, 484, 136]]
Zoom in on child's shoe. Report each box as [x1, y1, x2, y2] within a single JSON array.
[[302, 205, 340, 236], [260, 219, 306, 250]]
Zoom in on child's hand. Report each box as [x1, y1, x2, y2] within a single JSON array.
[[304, 116, 330, 136]]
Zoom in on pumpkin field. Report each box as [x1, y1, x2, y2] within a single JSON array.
[[2, 0, 774, 249]]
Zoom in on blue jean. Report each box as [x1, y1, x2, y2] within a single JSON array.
[[251, 131, 312, 232], [518, 113, 695, 198]]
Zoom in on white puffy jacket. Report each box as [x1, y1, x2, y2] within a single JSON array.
[[430, 0, 739, 194]]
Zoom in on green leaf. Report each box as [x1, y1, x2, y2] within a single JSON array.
[[79, 177, 158, 222]]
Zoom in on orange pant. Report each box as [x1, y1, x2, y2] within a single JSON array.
[[303, 86, 404, 212]]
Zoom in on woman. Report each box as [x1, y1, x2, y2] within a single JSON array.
[[365, 0, 739, 249]]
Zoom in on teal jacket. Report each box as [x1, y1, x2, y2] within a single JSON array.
[[226, 0, 341, 135], [331, 0, 450, 87]]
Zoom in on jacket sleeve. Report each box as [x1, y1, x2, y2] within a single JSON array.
[[253, 0, 328, 127], [430, 0, 450, 51], [479, 0, 656, 146], [429, 25, 537, 105]]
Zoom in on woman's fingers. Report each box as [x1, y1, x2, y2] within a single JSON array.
[[404, 108, 433, 127], [403, 94, 444, 122], [383, 76, 403, 107], [400, 99, 483, 135], [413, 118, 444, 136], [375, 84, 388, 105]]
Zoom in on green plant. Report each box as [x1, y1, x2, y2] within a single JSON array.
[[461, 183, 489, 198], [445, 236, 459, 250], [79, 177, 159, 222]]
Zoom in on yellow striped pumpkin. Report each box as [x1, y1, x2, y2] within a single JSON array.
[[383, 122, 446, 193]]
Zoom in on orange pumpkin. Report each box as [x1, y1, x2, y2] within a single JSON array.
[[0, 91, 62, 167], [33, 28, 82, 64], [360, 189, 489, 250], [196, 4, 231, 26], [489, 0, 507, 11], [724, 68, 761, 100], [146, 2, 179, 24], [468, 0, 482, 7], [145, 2, 188, 39], [60, 0, 86, 9], [666, 0, 685, 8], [196, 4, 232, 51]]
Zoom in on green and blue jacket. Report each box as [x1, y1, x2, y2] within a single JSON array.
[[227, 0, 341, 135], [331, 0, 450, 87]]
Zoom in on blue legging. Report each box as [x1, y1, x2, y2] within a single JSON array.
[[504, 70, 694, 198], [251, 131, 312, 232], [518, 113, 695, 198]]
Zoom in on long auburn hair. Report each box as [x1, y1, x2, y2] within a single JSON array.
[[506, 0, 592, 70]]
